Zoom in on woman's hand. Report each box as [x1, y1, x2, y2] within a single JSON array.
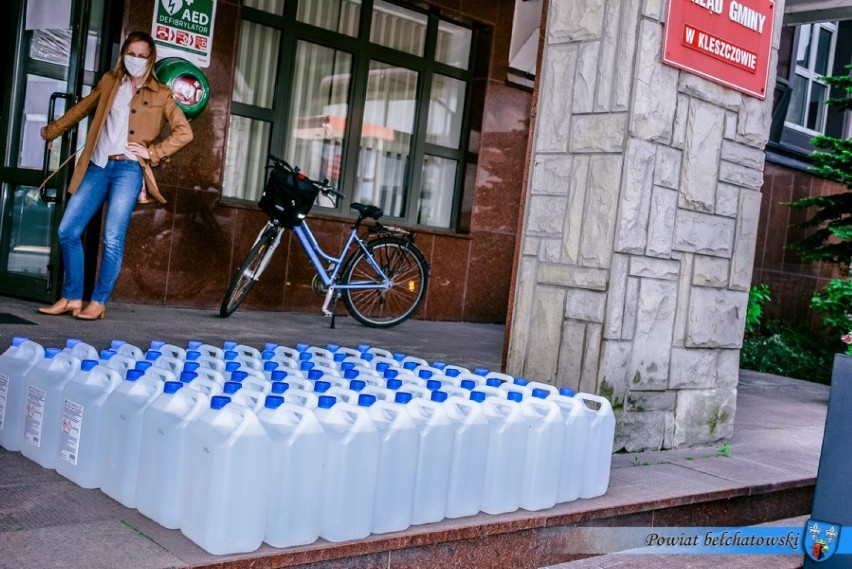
[[126, 142, 150, 160], [41, 126, 52, 148]]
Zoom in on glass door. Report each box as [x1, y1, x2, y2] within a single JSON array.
[[0, 0, 111, 302]]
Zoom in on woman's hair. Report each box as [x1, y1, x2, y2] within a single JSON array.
[[114, 31, 158, 83]]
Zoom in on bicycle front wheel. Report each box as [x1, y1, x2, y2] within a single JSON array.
[[219, 224, 282, 317], [341, 237, 429, 328]]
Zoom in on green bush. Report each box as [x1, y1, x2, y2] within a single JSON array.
[[740, 320, 835, 384], [745, 284, 771, 335], [811, 279, 852, 339]]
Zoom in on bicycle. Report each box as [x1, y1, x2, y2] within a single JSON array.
[[219, 155, 430, 329]]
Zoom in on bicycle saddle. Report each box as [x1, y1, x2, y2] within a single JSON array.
[[351, 203, 383, 220]]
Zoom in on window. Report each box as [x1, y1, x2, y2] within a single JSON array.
[[784, 22, 837, 134], [224, 0, 475, 229]]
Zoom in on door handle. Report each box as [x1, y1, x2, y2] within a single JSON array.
[[40, 92, 76, 203]]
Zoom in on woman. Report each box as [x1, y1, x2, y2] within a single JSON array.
[[38, 31, 193, 320]]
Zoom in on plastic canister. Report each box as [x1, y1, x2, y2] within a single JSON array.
[[193, 343, 225, 359], [55, 362, 123, 488], [284, 390, 319, 409], [525, 380, 559, 397], [479, 397, 528, 515], [230, 388, 266, 412], [20, 349, 80, 467], [407, 398, 454, 525], [195, 354, 226, 372], [100, 370, 164, 507], [576, 393, 616, 499], [194, 367, 226, 386], [231, 343, 262, 360], [551, 393, 590, 503], [0, 338, 45, 451], [443, 398, 489, 518], [102, 353, 137, 375], [369, 399, 419, 534], [150, 353, 184, 374], [141, 365, 178, 384], [112, 340, 144, 361], [518, 397, 565, 511], [63, 338, 99, 360], [181, 397, 270, 555], [315, 396, 380, 542], [149, 341, 186, 360], [258, 396, 326, 547], [136, 382, 208, 529]]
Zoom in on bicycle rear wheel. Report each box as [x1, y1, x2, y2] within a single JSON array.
[[219, 224, 282, 317], [341, 237, 429, 328]]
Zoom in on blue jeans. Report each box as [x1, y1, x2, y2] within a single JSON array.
[[58, 160, 143, 304]]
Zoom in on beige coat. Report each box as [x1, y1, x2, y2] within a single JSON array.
[[43, 69, 193, 203]]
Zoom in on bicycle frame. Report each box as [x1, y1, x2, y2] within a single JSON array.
[[292, 221, 392, 292]]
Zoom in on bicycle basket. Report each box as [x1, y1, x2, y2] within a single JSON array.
[[258, 163, 320, 227]]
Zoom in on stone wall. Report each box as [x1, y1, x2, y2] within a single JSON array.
[[507, 0, 784, 451]]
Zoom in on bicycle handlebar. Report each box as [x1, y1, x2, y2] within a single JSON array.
[[268, 153, 344, 199]]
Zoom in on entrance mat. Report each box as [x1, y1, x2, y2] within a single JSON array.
[[0, 313, 37, 325]]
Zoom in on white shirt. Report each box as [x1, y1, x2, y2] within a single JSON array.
[[91, 78, 136, 166]]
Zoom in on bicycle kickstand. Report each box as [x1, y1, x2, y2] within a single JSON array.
[[329, 292, 341, 329]]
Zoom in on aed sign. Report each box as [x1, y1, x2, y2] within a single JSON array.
[[152, 0, 217, 68], [662, 0, 775, 99]]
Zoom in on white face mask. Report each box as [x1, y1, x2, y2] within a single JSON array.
[[124, 55, 148, 78]]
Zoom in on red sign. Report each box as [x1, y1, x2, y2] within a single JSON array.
[[662, 0, 775, 99]]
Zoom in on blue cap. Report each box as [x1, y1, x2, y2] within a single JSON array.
[[270, 381, 289, 394], [470, 391, 487, 403], [513, 377, 529, 386], [223, 350, 238, 361], [343, 369, 359, 380], [183, 362, 200, 372], [426, 379, 442, 391], [231, 371, 249, 382], [223, 341, 237, 350], [225, 362, 240, 372], [445, 368, 461, 378], [350, 379, 366, 392], [187, 340, 203, 350], [45, 347, 63, 359], [300, 361, 315, 372], [110, 339, 127, 350], [150, 340, 166, 350], [263, 361, 278, 371], [419, 369, 433, 380], [357, 344, 371, 353], [432, 361, 447, 370], [486, 378, 502, 387], [180, 371, 198, 383], [360, 353, 374, 362], [65, 338, 81, 348], [395, 392, 413, 404], [559, 387, 575, 397], [186, 349, 201, 360], [308, 369, 323, 381], [403, 361, 418, 370], [340, 362, 356, 371], [222, 382, 242, 394], [271, 370, 288, 382], [318, 395, 336, 409], [474, 367, 488, 376], [375, 362, 390, 373], [506, 391, 523, 402], [387, 378, 402, 390], [163, 381, 183, 394], [264, 342, 278, 352], [292, 343, 307, 353], [145, 350, 161, 361], [299, 352, 312, 361], [431, 390, 449, 403], [358, 394, 376, 407], [314, 381, 331, 393], [333, 353, 346, 362], [100, 349, 116, 360], [261, 350, 276, 361], [264, 395, 285, 409], [126, 369, 145, 381], [135, 361, 153, 371], [81, 359, 98, 371], [392, 352, 406, 361], [460, 379, 476, 390], [532, 388, 550, 399], [210, 395, 231, 409], [383, 369, 399, 380], [326, 343, 339, 352]]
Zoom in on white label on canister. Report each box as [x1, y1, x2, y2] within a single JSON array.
[[0, 372, 9, 429], [24, 385, 47, 447], [59, 399, 83, 465]]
